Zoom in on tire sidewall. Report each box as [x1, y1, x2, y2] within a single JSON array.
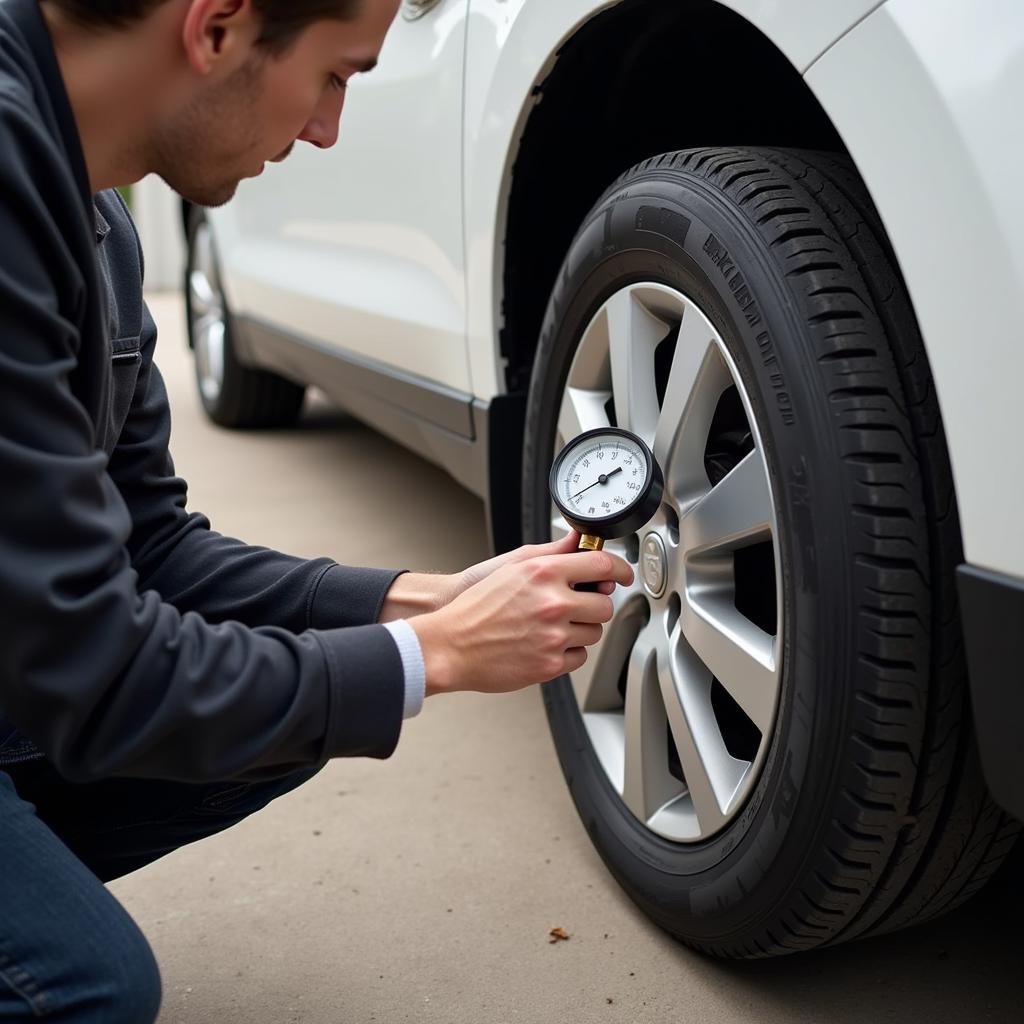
[[524, 171, 855, 941]]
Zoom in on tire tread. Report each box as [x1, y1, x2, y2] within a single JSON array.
[[672, 146, 1019, 954]]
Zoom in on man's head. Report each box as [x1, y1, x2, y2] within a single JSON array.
[[43, 0, 400, 205]]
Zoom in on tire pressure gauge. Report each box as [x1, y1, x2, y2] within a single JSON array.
[[550, 427, 665, 587]]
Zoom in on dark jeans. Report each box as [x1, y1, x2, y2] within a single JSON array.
[[0, 759, 321, 1022]]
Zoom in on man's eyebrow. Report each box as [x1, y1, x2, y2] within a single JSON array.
[[348, 56, 378, 73]]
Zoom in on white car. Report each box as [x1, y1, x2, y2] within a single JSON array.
[[185, 0, 1024, 957]]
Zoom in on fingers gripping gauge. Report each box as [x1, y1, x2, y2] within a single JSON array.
[[549, 428, 665, 590]]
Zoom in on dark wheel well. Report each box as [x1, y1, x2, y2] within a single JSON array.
[[180, 199, 195, 349], [180, 198, 193, 238], [496, 0, 849, 549]]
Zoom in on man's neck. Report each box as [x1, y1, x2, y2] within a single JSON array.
[[39, 4, 169, 193]]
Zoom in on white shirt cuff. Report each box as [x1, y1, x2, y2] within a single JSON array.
[[383, 619, 426, 720]]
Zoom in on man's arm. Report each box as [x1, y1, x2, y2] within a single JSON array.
[[108, 304, 408, 632], [0, 101, 631, 787], [100, 190, 409, 634], [101, 195, 617, 638], [0, 107, 404, 783]]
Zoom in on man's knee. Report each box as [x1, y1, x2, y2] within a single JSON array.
[[59, 908, 162, 1024], [95, 924, 162, 1024]]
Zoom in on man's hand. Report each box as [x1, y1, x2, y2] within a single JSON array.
[[377, 532, 618, 623], [453, 531, 620, 598], [409, 548, 634, 696]]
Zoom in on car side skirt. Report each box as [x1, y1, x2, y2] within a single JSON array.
[[233, 315, 525, 554]]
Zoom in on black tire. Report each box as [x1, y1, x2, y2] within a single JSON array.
[[184, 207, 305, 429], [522, 147, 1019, 957]]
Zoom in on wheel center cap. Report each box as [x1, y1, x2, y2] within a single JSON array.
[[640, 532, 668, 598]]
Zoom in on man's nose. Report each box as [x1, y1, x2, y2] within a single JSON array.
[[298, 91, 345, 150]]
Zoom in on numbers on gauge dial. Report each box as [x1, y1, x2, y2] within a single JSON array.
[[560, 434, 647, 519]]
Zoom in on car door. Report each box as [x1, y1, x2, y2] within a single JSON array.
[[213, 0, 471, 393]]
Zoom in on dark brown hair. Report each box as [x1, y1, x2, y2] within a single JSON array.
[[47, 0, 363, 52]]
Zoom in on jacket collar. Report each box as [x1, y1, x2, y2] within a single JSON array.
[[4, 0, 93, 216]]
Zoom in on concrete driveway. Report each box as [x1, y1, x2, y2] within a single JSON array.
[[113, 293, 1024, 1024]]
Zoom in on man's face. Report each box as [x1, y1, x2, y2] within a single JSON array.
[[157, 0, 400, 207]]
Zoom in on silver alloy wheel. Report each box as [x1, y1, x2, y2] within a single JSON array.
[[188, 220, 227, 405], [553, 283, 783, 843]]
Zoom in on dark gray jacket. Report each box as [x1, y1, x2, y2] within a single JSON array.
[[0, 0, 405, 782]]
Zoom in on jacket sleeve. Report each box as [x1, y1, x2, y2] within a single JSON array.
[[99, 188, 402, 633], [0, 103, 403, 784], [107, 296, 403, 634]]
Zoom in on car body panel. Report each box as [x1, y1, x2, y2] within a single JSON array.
[[806, 0, 1024, 578], [211, 0, 471, 393]]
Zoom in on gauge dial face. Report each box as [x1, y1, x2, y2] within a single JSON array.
[[554, 431, 650, 523]]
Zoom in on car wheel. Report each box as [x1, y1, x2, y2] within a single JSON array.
[[185, 208, 305, 428], [522, 147, 1019, 957]]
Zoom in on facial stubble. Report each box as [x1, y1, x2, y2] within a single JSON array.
[[155, 57, 268, 208]]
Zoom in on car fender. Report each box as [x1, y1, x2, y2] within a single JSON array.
[[464, 0, 885, 402], [806, 0, 1024, 579]]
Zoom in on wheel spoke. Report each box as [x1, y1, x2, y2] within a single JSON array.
[[658, 639, 742, 834], [189, 269, 218, 320], [621, 627, 679, 822], [571, 590, 644, 713], [196, 319, 226, 402], [605, 289, 667, 445], [682, 450, 773, 554], [561, 281, 784, 844], [654, 304, 731, 499], [557, 387, 609, 448], [680, 592, 778, 733]]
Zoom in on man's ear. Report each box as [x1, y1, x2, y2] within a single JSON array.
[[180, 0, 259, 76]]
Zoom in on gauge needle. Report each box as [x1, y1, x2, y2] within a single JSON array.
[[571, 465, 623, 500]]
